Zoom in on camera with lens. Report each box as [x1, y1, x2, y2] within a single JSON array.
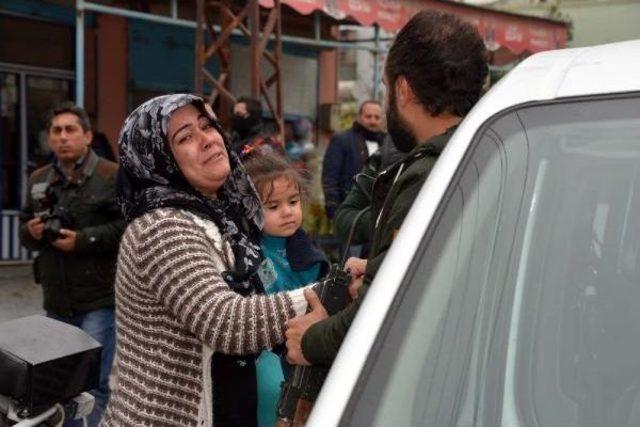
[[30, 182, 72, 243]]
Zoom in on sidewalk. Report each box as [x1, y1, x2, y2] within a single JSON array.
[[0, 264, 44, 323]]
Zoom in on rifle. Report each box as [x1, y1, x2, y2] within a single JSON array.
[[275, 264, 351, 427], [275, 200, 371, 426]]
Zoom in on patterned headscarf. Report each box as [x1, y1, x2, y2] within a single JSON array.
[[117, 94, 265, 293]]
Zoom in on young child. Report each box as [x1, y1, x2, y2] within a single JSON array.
[[244, 152, 329, 427]]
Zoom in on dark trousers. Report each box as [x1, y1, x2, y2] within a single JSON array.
[[211, 353, 258, 427]]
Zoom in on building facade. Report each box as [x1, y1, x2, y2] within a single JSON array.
[[0, 0, 568, 262]]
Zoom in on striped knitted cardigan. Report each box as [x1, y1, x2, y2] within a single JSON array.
[[101, 208, 308, 426]]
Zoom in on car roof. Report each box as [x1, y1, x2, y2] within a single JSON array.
[[489, 39, 640, 107], [309, 40, 640, 427], [464, 39, 640, 137]]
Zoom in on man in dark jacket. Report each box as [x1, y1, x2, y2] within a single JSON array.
[[321, 100, 386, 219], [229, 96, 282, 157], [285, 10, 488, 366], [19, 102, 124, 426], [333, 134, 405, 254]]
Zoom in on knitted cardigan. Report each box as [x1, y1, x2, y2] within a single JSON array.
[[101, 208, 308, 426]]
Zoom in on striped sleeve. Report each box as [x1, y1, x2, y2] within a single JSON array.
[[128, 210, 308, 355]]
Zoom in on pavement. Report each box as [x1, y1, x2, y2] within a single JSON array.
[[0, 264, 44, 324]]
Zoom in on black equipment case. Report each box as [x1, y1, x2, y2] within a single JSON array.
[[0, 315, 101, 416]]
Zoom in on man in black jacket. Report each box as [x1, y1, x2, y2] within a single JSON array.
[[286, 10, 488, 366], [321, 100, 387, 219], [19, 102, 124, 426]]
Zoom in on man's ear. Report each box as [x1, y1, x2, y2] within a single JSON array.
[[84, 130, 93, 146], [395, 76, 417, 107], [46, 130, 55, 151]]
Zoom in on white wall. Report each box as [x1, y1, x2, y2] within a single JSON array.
[[230, 43, 318, 118]]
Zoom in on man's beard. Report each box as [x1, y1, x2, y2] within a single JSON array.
[[386, 88, 418, 153]]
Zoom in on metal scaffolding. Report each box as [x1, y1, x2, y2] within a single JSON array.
[[74, 0, 384, 114], [195, 0, 284, 135]]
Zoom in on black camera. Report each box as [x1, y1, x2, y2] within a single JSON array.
[[30, 182, 71, 243]]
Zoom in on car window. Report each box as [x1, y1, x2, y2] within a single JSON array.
[[343, 95, 640, 427]]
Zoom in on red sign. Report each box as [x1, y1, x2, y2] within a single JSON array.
[[259, 0, 569, 54]]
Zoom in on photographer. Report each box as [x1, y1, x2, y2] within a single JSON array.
[[19, 102, 124, 427]]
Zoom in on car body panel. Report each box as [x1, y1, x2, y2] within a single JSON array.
[[308, 39, 640, 426]]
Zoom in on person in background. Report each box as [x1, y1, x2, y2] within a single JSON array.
[[244, 152, 329, 427], [229, 96, 281, 157], [19, 102, 124, 427], [332, 134, 405, 257], [285, 9, 489, 367], [284, 117, 315, 169], [321, 100, 386, 219]]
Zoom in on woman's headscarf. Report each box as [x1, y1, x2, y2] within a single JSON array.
[[117, 94, 265, 293]]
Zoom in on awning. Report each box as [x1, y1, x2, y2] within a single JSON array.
[[259, 0, 569, 54]]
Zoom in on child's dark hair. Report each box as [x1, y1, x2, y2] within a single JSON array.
[[244, 153, 308, 202]]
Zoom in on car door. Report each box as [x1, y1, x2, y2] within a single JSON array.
[[334, 94, 640, 427]]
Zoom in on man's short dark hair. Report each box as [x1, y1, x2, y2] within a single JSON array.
[[358, 99, 382, 115], [385, 10, 488, 117], [235, 96, 262, 117], [46, 101, 91, 132]]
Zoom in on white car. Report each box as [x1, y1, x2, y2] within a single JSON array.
[[310, 39, 640, 427]]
